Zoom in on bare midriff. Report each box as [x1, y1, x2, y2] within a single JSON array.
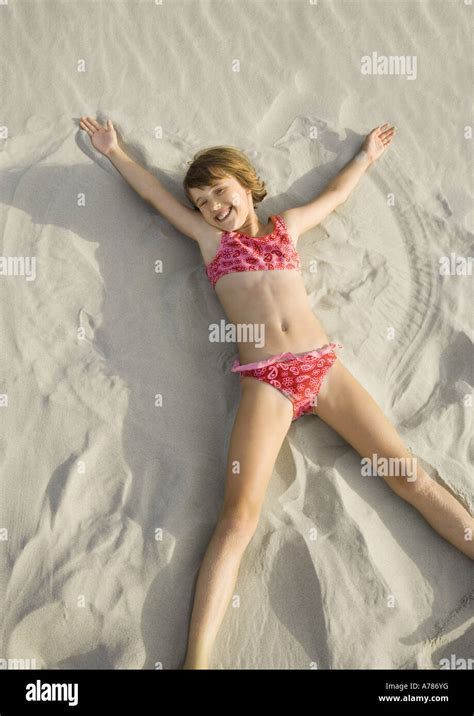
[[211, 267, 331, 365]]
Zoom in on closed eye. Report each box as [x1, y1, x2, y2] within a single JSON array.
[[198, 187, 225, 208]]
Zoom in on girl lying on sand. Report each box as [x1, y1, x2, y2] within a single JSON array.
[[80, 116, 474, 669]]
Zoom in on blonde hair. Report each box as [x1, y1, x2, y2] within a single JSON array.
[[183, 145, 267, 210]]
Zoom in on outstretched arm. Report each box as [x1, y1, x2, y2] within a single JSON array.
[[284, 123, 396, 238], [79, 116, 205, 241]]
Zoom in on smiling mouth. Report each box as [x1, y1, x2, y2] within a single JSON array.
[[216, 207, 232, 222]]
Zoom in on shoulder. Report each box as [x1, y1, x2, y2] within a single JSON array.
[[186, 215, 222, 264], [191, 213, 221, 244], [277, 210, 300, 246], [192, 217, 224, 265]]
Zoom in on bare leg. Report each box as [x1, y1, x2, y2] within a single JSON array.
[[183, 376, 293, 668], [401, 463, 473, 559], [183, 518, 253, 669], [313, 359, 474, 559]]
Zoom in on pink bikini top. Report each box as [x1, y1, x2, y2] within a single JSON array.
[[205, 214, 302, 289]]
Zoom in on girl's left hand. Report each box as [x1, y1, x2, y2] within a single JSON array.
[[363, 123, 396, 162]]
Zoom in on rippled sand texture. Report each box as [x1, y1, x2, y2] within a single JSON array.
[[0, 0, 472, 669]]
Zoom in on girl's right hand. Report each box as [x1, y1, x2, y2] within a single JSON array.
[[79, 116, 119, 156]]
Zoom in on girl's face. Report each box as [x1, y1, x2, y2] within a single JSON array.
[[190, 175, 252, 230]]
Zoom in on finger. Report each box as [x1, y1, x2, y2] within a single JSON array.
[[372, 124, 388, 137], [88, 117, 104, 131], [81, 117, 96, 133], [80, 119, 93, 134]]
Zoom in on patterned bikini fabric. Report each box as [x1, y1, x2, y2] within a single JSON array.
[[231, 343, 343, 421], [206, 214, 301, 288]]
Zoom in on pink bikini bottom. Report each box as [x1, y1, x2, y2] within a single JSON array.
[[231, 342, 343, 421]]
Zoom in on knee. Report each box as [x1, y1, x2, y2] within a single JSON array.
[[217, 506, 260, 541], [387, 466, 431, 501]]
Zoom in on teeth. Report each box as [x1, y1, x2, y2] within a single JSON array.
[[217, 207, 231, 221]]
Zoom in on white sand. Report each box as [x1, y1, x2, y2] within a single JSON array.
[[0, 0, 472, 670]]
